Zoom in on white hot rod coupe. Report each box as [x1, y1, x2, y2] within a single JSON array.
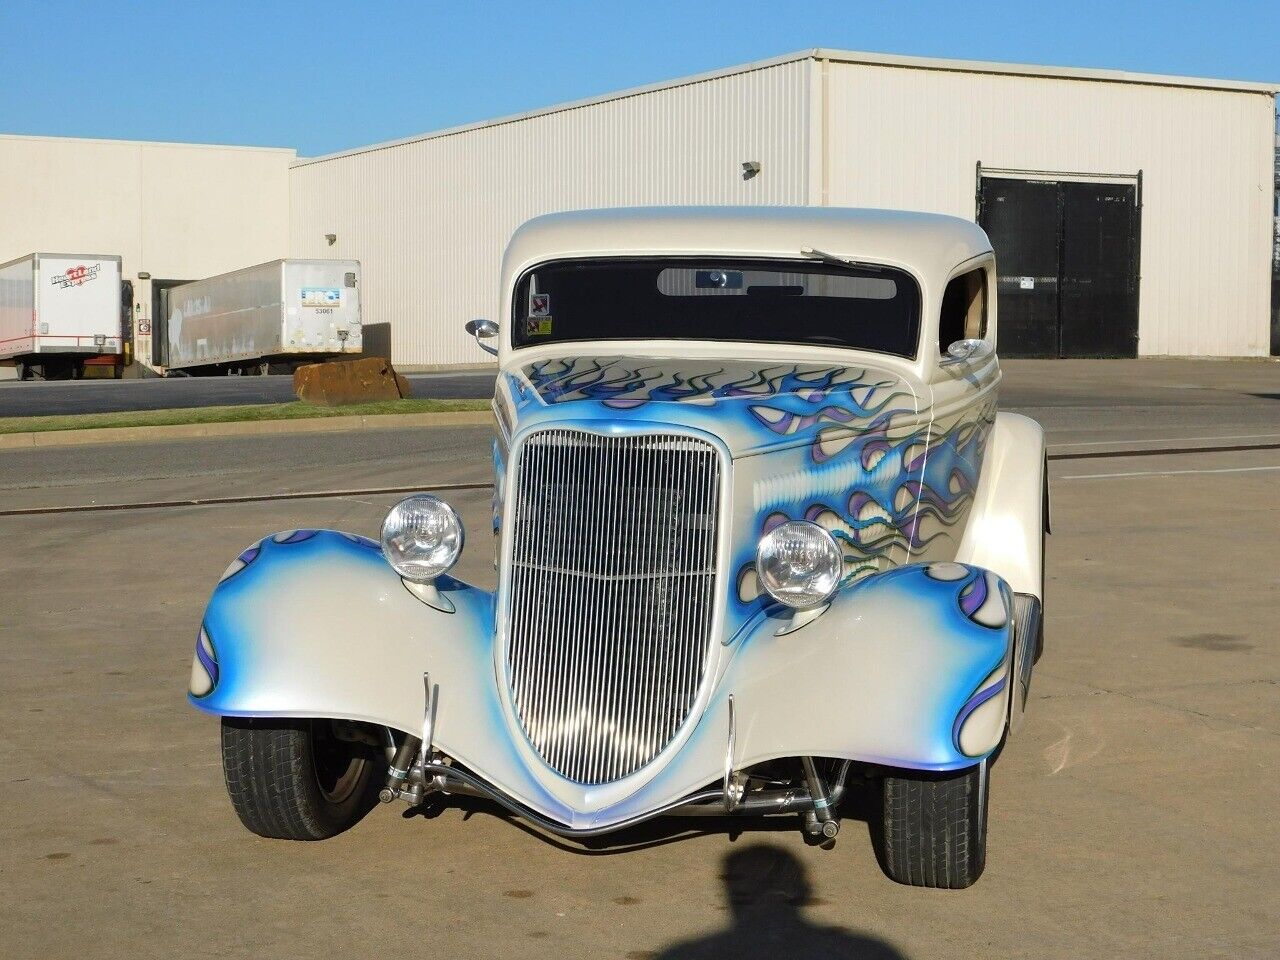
[[189, 207, 1046, 888]]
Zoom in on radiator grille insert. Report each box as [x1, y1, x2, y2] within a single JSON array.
[[505, 428, 721, 784]]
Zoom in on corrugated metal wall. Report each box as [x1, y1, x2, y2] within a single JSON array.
[[0, 136, 291, 282], [821, 61, 1276, 356], [289, 61, 811, 367], [291, 54, 1275, 363]]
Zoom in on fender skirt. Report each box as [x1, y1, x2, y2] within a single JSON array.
[[189, 530, 1013, 829]]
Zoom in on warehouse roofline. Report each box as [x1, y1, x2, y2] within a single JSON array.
[[291, 50, 813, 167], [0, 131, 296, 155], [293, 47, 1279, 168], [810, 48, 1280, 96]]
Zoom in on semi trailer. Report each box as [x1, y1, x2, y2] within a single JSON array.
[[0, 253, 124, 379], [163, 259, 362, 374]]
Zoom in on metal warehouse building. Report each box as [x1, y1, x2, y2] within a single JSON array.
[[0, 133, 293, 370], [2, 49, 1276, 373], [290, 49, 1278, 367]]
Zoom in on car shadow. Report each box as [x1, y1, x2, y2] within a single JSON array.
[[653, 843, 907, 960]]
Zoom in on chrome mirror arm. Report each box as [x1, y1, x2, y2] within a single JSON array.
[[464, 318, 500, 357], [941, 337, 993, 366]]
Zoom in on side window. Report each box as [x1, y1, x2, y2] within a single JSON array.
[[938, 268, 987, 353]]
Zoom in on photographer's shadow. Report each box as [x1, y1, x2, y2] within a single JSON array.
[[656, 844, 905, 960]]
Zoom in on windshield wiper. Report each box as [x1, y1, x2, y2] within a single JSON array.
[[799, 248, 884, 272]]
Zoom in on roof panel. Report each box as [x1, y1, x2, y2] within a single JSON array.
[[294, 48, 1278, 167], [500, 206, 993, 288]]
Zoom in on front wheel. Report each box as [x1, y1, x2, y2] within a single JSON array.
[[880, 761, 988, 888], [220, 717, 383, 840]]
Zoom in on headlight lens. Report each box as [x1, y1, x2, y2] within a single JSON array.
[[755, 520, 842, 609], [380, 495, 464, 582]]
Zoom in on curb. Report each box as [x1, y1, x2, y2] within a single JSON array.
[[0, 410, 493, 450]]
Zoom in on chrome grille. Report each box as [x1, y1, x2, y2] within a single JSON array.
[[505, 428, 721, 784]]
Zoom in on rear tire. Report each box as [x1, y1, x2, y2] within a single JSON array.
[[220, 717, 383, 840], [881, 761, 988, 888]]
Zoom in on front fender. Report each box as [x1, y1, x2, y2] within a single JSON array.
[[188, 529, 582, 820], [728, 561, 1014, 770], [955, 412, 1046, 599], [190, 530, 492, 737]]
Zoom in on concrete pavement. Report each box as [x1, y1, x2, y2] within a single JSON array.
[[0, 364, 1277, 959]]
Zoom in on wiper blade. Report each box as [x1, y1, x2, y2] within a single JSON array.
[[799, 247, 883, 272]]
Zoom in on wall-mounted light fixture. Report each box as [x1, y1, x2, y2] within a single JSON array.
[[137, 271, 151, 280], [741, 161, 762, 180], [325, 233, 338, 246]]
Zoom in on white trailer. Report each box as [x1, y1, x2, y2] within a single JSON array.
[[164, 259, 361, 373], [0, 253, 123, 378]]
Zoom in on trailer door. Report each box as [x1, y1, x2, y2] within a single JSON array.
[[37, 256, 121, 353], [286, 261, 362, 355]]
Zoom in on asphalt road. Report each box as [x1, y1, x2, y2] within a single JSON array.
[[1, 363, 1278, 959], [0, 358, 1275, 424], [0, 369, 498, 416]]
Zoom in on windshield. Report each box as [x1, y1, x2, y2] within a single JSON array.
[[511, 257, 921, 358]]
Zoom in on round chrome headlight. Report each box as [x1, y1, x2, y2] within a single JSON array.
[[755, 520, 842, 609], [380, 495, 464, 582]]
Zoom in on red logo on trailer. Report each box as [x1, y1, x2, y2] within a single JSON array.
[[50, 264, 101, 289]]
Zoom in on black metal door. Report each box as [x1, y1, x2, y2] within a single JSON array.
[[979, 179, 1060, 357], [979, 175, 1140, 358], [1059, 181, 1139, 357]]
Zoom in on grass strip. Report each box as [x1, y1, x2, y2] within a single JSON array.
[[0, 398, 490, 435]]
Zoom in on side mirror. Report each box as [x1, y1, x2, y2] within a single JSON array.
[[465, 318, 500, 357], [942, 338, 993, 366]]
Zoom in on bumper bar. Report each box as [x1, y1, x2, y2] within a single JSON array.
[[418, 760, 850, 839]]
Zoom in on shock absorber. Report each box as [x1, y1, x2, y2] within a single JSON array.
[[380, 673, 437, 805], [801, 756, 840, 840], [379, 735, 422, 803]]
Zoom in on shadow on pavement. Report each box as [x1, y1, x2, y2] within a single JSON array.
[[654, 844, 906, 960]]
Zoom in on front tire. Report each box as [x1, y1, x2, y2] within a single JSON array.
[[220, 717, 382, 840], [881, 761, 988, 888]]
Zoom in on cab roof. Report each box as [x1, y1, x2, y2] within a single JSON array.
[[502, 206, 993, 287]]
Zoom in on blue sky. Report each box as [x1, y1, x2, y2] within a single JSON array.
[[2, 1, 1276, 157]]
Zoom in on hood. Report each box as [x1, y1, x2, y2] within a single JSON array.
[[500, 355, 923, 458]]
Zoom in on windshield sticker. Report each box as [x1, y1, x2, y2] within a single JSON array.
[[529, 293, 551, 317], [526, 316, 553, 337]]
